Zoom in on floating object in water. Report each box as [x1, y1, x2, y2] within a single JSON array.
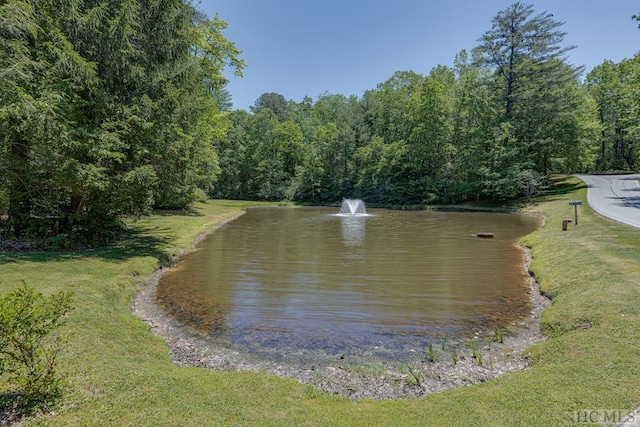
[[475, 232, 495, 238]]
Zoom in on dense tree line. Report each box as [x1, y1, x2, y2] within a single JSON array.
[[2, 1, 639, 244], [586, 58, 640, 171], [214, 3, 606, 205], [0, 0, 243, 245]]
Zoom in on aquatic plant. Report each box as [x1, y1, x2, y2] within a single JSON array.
[[405, 366, 422, 387], [426, 342, 436, 363]]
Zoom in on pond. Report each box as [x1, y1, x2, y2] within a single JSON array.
[[157, 207, 541, 363]]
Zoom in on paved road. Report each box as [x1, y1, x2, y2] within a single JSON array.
[[575, 174, 640, 229]]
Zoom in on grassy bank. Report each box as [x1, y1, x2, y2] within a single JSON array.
[[1, 177, 639, 426]]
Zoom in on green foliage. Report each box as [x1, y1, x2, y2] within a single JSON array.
[[0, 0, 243, 243], [0, 189, 8, 216], [405, 365, 422, 387], [450, 351, 459, 366], [426, 342, 436, 363], [5, 0, 627, 243], [121, 165, 159, 216], [215, 3, 601, 207], [439, 335, 447, 350], [0, 282, 73, 413], [474, 1, 598, 181], [586, 57, 639, 172], [467, 340, 484, 366], [250, 92, 290, 121]]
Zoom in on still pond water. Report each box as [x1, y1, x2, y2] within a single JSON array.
[[157, 207, 541, 361]]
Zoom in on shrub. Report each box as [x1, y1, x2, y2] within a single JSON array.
[[0, 282, 73, 414]]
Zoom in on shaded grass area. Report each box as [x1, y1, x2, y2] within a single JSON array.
[[1, 183, 639, 425]]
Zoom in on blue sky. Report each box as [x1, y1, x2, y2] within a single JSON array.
[[200, 1, 640, 111]]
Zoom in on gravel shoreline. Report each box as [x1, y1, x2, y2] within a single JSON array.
[[131, 213, 550, 400]]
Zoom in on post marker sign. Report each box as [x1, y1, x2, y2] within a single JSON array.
[[569, 201, 582, 225]]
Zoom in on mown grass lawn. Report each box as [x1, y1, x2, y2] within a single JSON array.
[[1, 177, 639, 426]]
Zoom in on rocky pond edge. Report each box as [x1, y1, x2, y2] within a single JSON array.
[[131, 210, 551, 400]]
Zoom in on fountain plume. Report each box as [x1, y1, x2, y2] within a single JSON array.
[[340, 199, 366, 215]]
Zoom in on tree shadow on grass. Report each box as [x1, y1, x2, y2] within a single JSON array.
[[86, 227, 175, 266], [531, 175, 587, 204], [87, 206, 208, 264], [0, 222, 181, 268], [147, 206, 205, 217], [0, 233, 173, 268], [0, 392, 33, 427]]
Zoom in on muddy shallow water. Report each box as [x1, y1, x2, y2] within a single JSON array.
[[132, 208, 549, 399], [155, 207, 542, 365]]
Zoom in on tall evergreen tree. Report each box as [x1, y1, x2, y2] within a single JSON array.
[[475, 2, 590, 190], [477, 2, 578, 122], [250, 93, 289, 121], [0, 0, 244, 244]]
